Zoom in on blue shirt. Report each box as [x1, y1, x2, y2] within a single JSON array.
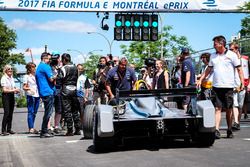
[[181, 57, 195, 86], [35, 62, 55, 97], [106, 66, 136, 95]]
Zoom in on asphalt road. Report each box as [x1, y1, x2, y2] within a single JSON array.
[[0, 107, 250, 167]]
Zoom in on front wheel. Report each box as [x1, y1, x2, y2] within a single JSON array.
[[83, 105, 95, 139]]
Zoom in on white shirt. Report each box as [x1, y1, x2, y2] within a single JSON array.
[[209, 50, 241, 88], [234, 55, 249, 87], [77, 74, 88, 97], [1, 74, 15, 91], [23, 74, 39, 97]]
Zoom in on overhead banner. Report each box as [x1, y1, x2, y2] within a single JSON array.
[[0, 0, 248, 12]]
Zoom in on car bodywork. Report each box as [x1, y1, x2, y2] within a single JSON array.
[[83, 88, 216, 151]]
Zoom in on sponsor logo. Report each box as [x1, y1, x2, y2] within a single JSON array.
[[203, 0, 217, 7]]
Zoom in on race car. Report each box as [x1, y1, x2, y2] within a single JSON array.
[[83, 88, 216, 151]]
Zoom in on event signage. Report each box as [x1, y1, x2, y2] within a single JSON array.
[[0, 0, 248, 12]]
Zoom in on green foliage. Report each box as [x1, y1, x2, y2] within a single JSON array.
[[83, 53, 102, 79], [240, 15, 250, 38], [120, 25, 193, 69], [238, 15, 250, 56], [0, 17, 26, 77], [16, 96, 27, 108], [240, 2, 250, 11]]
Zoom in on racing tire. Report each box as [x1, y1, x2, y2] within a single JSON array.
[[83, 105, 95, 139], [93, 111, 114, 152], [194, 132, 215, 147]]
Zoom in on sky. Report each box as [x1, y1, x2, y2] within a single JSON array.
[[0, 11, 248, 71]]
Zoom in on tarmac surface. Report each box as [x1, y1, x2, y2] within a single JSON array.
[[0, 107, 250, 167]]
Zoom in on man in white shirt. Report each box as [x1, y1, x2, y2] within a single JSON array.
[[229, 42, 249, 130], [197, 35, 244, 139]]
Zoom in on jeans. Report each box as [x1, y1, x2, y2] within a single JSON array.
[[26, 95, 40, 129], [41, 95, 54, 134]]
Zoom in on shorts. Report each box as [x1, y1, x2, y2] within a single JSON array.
[[212, 87, 234, 109], [244, 87, 249, 103], [233, 89, 246, 108]]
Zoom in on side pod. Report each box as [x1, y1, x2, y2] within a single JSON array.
[[197, 100, 215, 129], [96, 105, 114, 137]]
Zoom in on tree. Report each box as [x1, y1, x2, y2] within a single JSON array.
[[83, 53, 102, 79], [238, 15, 250, 56], [119, 25, 193, 69], [0, 17, 26, 77], [240, 2, 250, 11]]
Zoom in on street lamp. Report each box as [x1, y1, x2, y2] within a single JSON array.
[[87, 32, 114, 56], [67, 49, 102, 63]]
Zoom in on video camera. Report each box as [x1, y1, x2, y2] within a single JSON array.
[[50, 54, 60, 66], [145, 58, 156, 68], [144, 58, 156, 78], [97, 63, 106, 69]]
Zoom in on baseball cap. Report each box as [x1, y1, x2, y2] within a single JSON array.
[[181, 48, 189, 54]]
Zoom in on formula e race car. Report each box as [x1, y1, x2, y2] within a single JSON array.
[[83, 88, 216, 151]]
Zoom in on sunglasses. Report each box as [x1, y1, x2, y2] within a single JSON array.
[[7, 68, 12, 71]]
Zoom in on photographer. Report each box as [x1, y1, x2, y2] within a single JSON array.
[[92, 56, 110, 104]]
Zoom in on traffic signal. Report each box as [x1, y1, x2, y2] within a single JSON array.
[[114, 27, 122, 41], [114, 14, 123, 40], [123, 15, 132, 40], [114, 13, 158, 41], [141, 14, 150, 41], [132, 15, 141, 41], [150, 14, 158, 41]]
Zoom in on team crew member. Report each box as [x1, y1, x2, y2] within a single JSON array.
[[58, 53, 81, 136], [197, 35, 244, 139], [180, 48, 195, 111], [106, 57, 137, 99], [36, 52, 56, 138], [1, 65, 20, 136]]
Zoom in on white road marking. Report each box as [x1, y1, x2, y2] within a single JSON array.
[[66, 140, 79, 143], [243, 138, 250, 141]]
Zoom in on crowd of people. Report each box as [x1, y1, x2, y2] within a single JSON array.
[[0, 35, 249, 139]]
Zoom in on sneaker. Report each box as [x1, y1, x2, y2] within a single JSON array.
[[215, 129, 221, 139], [74, 130, 81, 135], [29, 129, 39, 134], [53, 128, 61, 134], [65, 131, 74, 136], [40, 133, 54, 138], [7, 130, 16, 134], [227, 129, 234, 138], [1, 132, 9, 136], [232, 122, 240, 131], [48, 129, 55, 135], [244, 114, 248, 119]]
